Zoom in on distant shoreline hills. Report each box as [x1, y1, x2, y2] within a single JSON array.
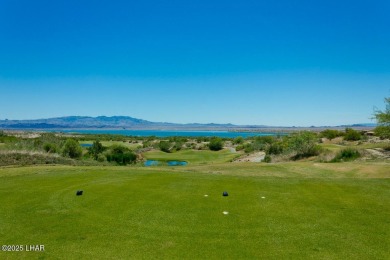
[[0, 116, 376, 132]]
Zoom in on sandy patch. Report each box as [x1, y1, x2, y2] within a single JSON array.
[[365, 148, 390, 159], [234, 152, 266, 163]]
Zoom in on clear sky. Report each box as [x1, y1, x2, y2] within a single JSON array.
[[0, 0, 389, 126]]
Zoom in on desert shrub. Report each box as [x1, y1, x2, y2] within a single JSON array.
[[168, 137, 188, 143], [287, 131, 320, 159], [142, 141, 153, 148], [374, 96, 390, 135], [209, 137, 224, 151], [320, 129, 344, 140], [291, 145, 322, 160], [244, 143, 255, 153], [236, 144, 245, 151], [88, 140, 105, 160], [267, 142, 284, 155], [256, 136, 275, 144], [331, 148, 361, 162], [374, 126, 390, 139], [233, 136, 244, 145], [0, 150, 101, 166], [251, 141, 266, 151], [172, 141, 184, 151], [106, 145, 136, 165], [159, 141, 173, 153], [263, 154, 272, 163], [373, 96, 390, 139], [242, 136, 276, 153], [43, 143, 58, 153], [0, 134, 17, 143], [344, 128, 362, 141], [97, 154, 106, 162], [10, 133, 65, 153], [62, 139, 83, 159], [38, 133, 64, 149], [254, 136, 275, 150]]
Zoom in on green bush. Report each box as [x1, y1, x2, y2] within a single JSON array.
[[209, 137, 224, 151], [331, 148, 361, 162], [62, 139, 83, 159], [267, 142, 284, 155], [43, 143, 58, 153], [236, 145, 245, 151], [173, 141, 183, 151], [287, 131, 319, 159], [159, 141, 172, 153], [320, 129, 344, 140], [374, 126, 390, 139], [106, 145, 136, 165], [97, 154, 106, 162], [5, 133, 64, 152], [344, 128, 362, 141], [244, 144, 255, 153], [0, 134, 17, 143], [143, 141, 153, 148], [374, 96, 390, 126], [253, 136, 275, 151], [263, 154, 272, 163], [233, 136, 244, 145], [88, 140, 105, 160], [255, 136, 275, 144], [291, 145, 322, 160]]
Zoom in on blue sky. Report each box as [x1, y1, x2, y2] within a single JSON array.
[[0, 0, 389, 126]]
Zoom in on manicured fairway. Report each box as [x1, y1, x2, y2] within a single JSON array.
[[0, 163, 389, 259]]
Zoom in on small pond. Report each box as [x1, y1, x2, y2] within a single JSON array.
[[80, 143, 93, 148], [144, 160, 188, 167]]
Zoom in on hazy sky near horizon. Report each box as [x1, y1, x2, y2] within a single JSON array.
[[1, 0, 389, 126]]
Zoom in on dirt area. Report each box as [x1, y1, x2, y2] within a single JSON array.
[[228, 147, 236, 153], [234, 152, 266, 163], [365, 148, 390, 159]]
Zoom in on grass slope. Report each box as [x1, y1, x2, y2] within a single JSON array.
[[143, 149, 239, 165], [0, 163, 389, 259]]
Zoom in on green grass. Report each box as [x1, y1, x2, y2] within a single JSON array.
[[319, 143, 345, 152], [80, 140, 141, 150], [355, 142, 390, 149], [0, 162, 389, 259], [143, 149, 239, 165]]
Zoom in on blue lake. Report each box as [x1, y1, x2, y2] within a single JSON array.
[[56, 129, 282, 138], [167, 161, 188, 166], [144, 160, 188, 167], [80, 143, 93, 147]]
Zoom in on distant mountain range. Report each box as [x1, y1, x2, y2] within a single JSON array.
[[0, 116, 377, 131], [0, 116, 243, 130]]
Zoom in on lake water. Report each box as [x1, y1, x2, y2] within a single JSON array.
[[57, 129, 282, 138], [144, 160, 188, 167], [80, 143, 93, 147]]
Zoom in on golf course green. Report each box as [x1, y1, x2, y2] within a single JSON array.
[[1, 161, 389, 259]]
